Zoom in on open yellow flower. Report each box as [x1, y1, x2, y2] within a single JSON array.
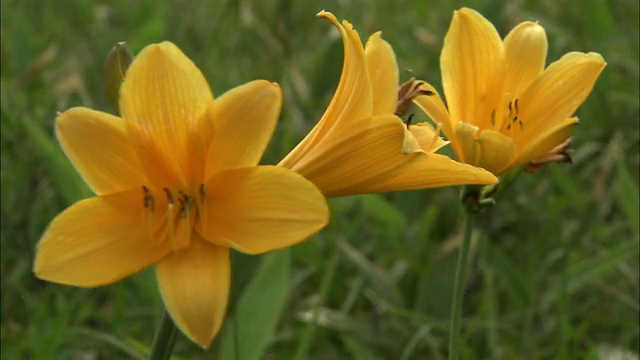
[[33, 42, 329, 347], [278, 11, 497, 197], [414, 8, 606, 176]]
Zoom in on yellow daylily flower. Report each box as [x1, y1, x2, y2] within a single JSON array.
[[33, 42, 329, 347], [414, 8, 606, 176], [278, 12, 497, 197]]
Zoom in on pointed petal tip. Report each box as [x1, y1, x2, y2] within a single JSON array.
[[317, 10, 337, 22]]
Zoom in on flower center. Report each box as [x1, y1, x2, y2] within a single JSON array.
[[491, 98, 524, 133], [141, 184, 207, 250]]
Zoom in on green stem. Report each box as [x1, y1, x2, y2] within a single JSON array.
[[149, 309, 178, 360], [449, 209, 475, 360]]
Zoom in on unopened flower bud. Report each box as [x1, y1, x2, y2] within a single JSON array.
[[105, 42, 134, 111]]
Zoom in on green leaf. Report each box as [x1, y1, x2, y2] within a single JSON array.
[[218, 249, 291, 360], [341, 334, 386, 360], [338, 238, 403, 307], [615, 163, 639, 236]]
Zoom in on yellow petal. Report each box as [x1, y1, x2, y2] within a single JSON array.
[[204, 80, 282, 179], [456, 122, 517, 175], [283, 114, 417, 197], [365, 32, 398, 116], [485, 21, 547, 130], [120, 41, 214, 189], [56, 107, 147, 195], [502, 21, 547, 99], [279, 12, 372, 168], [515, 52, 606, 146], [196, 166, 328, 254], [408, 122, 448, 153], [441, 8, 502, 127], [361, 152, 498, 193], [156, 236, 230, 348], [33, 189, 170, 287], [412, 83, 460, 155], [515, 117, 578, 167]]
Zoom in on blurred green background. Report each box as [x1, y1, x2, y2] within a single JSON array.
[[2, 0, 638, 359]]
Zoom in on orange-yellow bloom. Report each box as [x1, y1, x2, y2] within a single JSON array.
[[278, 11, 497, 196], [414, 8, 606, 176], [33, 42, 329, 347]]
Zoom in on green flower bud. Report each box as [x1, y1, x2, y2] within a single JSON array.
[[105, 42, 134, 111]]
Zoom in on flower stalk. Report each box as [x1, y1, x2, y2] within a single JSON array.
[[448, 201, 477, 360], [149, 309, 178, 360]]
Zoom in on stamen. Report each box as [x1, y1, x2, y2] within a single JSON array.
[[427, 122, 443, 150], [163, 188, 175, 204], [198, 183, 208, 232], [164, 188, 177, 249], [490, 110, 496, 126], [405, 113, 415, 129], [142, 186, 160, 245], [199, 184, 207, 203], [142, 186, 155, 211]]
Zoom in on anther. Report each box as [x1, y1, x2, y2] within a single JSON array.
[[163, 188, 174, 204], [199, 184, 206, 203], [490, 109, 496, 126], [143, 186, 155, 211], [406, 113, 415, 129]]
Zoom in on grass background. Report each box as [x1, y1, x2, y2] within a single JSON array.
[[1, 0, 638, 358]]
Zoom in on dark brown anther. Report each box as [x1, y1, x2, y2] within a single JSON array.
[[396, 78, 434, 116], [163, 188, 175, 204], [142, 186, 155, 211], [199, 184, 206, 203], [405, 113, 415, 129]]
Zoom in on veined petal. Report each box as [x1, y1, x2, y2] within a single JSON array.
[[56, 107, 147, 195], [456, 123, 517, 175], [196, 166, 328, 254], [441, 8, 502, 127], [487, 21, 547, 130], [514, 52, 605, 146], [361, 152, 498, 193], [365, 32, 398, 116], [156, 236, 230, 348], [279, 12, 372, 168], [408, 122, 448, 153], [515, 117, 578, 167], [283, 114, 420, 197], [412, 83, 460, 155], [34, 189, 171, 287], [204, 80, 282, 179], [120, 42, 214, 189], [502, 21, 547, 99], [475, 129, 518, 174]]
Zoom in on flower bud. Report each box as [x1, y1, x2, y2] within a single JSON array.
[[105, 42, 134, 111]]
